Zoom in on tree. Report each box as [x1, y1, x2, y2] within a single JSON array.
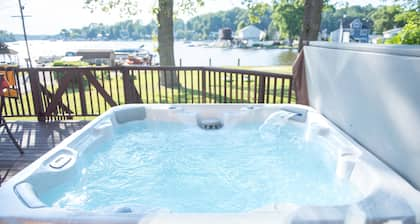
[[156, 0, 179, 87], [395, 10, 419, 25], [60, 29, 71, 40], [267, 22, 279, 40], [247, 2, 272, 25], [399, 21, 420, 44], [369, 5, 404, 33], [392, 10, 420, 44], [299, 0, 323, 51], [320, 4, 339, 33], [237, 20, 247, 31], [85, 0, 204, 88], [247, 0, 323, 49], [393, 0, 419, 10], [320, 4, 375, 33], [174, 19, 186, 39], [272, 0, 304, 46], [186, 7, 251, 40], [0, 31, 16, 42], [155, 4, 173, 58]]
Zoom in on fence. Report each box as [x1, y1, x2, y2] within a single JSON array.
[[1, 66, 295, 121]]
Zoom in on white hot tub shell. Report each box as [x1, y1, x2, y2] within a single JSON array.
[[0, 104, 420, 224]]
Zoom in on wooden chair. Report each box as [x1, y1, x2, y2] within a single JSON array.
[[0, 70, 23, 154]]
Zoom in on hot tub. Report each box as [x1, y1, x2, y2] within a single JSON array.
[[1, 104, 419, 224]]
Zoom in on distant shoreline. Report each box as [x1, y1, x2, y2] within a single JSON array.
[[7, 39, 298, 50], [8, 40, 298, 67]]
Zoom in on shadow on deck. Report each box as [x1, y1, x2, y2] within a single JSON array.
[[0, 121, 87, 185]]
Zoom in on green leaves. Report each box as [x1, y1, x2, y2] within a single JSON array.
[[395, 10, 419, 24], [176, 0, 204, 14], [272, 0, 304, 41], [393, 0, 420, 10], [399, 21, 420, 44], [0, 31, 15, 43], [248, 2, 271, 24], [370, 5, 404, 33], [393, 10, 420, 44], [84, 0, 138, 17]]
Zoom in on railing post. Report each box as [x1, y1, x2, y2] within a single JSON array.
[[258, 75, 266, 103], [288, 77, 293, 103], [122, 67, 143, 104], [28, 69, 45, 122], [77, 71, 87, 115], [201, 68, 207, 103]]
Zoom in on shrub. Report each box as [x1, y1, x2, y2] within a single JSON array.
[[388, 11, 420, 45], [399, 22, 420, 45], [52, 60, 89, 67], [52, 60, 89, 87], [385, 35, 401, 44]]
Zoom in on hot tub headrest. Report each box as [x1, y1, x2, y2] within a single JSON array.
[[114, 106, 146, 124], [14, 182, 47, 208]]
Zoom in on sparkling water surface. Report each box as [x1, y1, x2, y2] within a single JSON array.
[[42, 119, 362, 212]]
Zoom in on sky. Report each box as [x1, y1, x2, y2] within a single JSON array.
[[0, 0, 389, 35]]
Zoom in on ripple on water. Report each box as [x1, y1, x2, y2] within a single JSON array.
[[42, 120, 362, 212]]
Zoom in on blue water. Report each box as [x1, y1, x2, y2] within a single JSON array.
[[42, 119, 362, 212]]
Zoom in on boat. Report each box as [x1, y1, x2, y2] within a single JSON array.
[[114, 46, 154, 66], [35, 55, 62, 66]]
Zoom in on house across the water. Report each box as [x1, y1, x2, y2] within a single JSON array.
[[237, 25, 266, 41], [383, 27, 403, 40], [75, 49, 115, 66], [330, 18, 371, 43]]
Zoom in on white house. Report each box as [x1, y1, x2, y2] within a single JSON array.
[[383, 27, 402, 39], [237, 25, 265, 41], [330, 18, 370, 43]]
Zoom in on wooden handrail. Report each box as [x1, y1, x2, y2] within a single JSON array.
[[2, 66, 295, 120], [17, 66, 292, 78]]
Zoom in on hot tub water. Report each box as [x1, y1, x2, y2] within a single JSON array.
[[40, 111, 362, 213]]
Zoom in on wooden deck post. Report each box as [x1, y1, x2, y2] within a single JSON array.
[[28, 69, 45, 122], [77, 71, 87, 115], [122, 67, 143, 104], [201, 68, 207, 103], [258, 75, 266, 104]]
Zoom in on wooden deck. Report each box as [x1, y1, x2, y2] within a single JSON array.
[[0, 121, 87, 185]]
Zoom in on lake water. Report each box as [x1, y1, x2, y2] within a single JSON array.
[[8, 40, 297, 67]]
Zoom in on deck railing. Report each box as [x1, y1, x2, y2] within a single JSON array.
[[1, 66, 295, 120]]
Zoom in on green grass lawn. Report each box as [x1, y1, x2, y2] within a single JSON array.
[[4, 66, 295, 121], [225, 66, 292, 74]]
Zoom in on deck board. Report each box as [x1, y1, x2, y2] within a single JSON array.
[[0, 121, 87, 184]]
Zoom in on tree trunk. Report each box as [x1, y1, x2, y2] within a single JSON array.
[[299, 0, 323, 51], [157, 0, 179, 87]]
